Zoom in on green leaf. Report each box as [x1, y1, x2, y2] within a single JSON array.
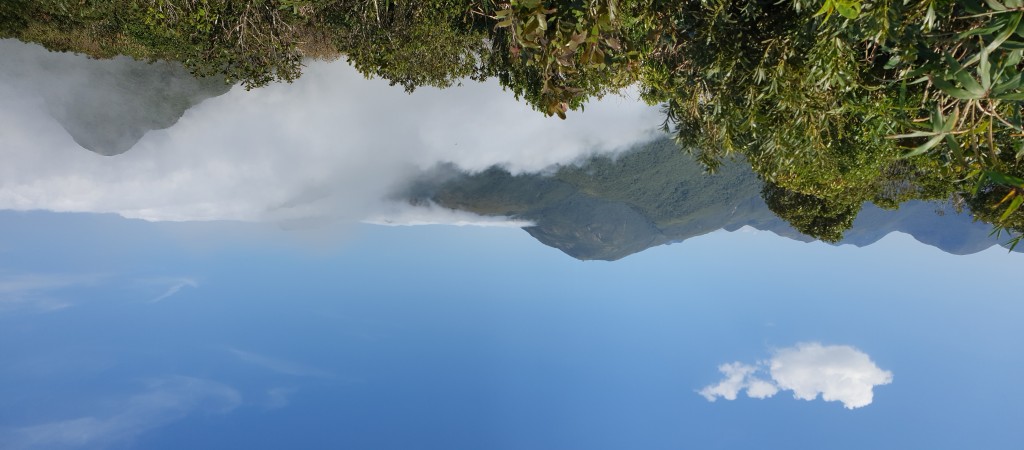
[[943, 54, 966, 74], [985, 12, 1023, 56], [1006, 234, 1022, 251], [944, 133, 961, 157], [932, 76, 983, 99], [813, 0, 834, 18], [942, 106, 959, 133], [883, 55, 902, 70], [998, 40, 1024, 50], [986, 170, 1024, 187], [523, 16, 539, 34], [980, 47, 993, 91], [834, 0, 861, 18], [961, 0, 989, 14], [1010, 49, 1024, 67], [984, 0, 1008, 11], [902, 134, 945, 157], [960, 21, 1003, 39], [955, 69, 986, 96], [972, 172, 987, 197], [1000, 195, 1023, 222], [889, 131, 940, 139], [993, 73, 1023, 95]]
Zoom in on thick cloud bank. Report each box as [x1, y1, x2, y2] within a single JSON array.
[[699, 343, 893, 409], [0, 40, 662, 223]]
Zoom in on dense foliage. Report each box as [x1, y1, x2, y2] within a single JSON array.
[[4, 0, 1024, 246]]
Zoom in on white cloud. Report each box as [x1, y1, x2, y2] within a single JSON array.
[[744, 377, 781, 399], [148, 278, 198, 303], [0, 273, 103, 314], [0, 376, 240, 450], [0, 40, 662, 224], [699, 343, 892, 409], [698, 362, 777, 401], [769, 342, 894, 409], [0, 273, 199, 312], [364, 201, 534, 227], [226, 347, 332, 378], [0, 273, 101, 295]]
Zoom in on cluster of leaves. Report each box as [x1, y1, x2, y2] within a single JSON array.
[[139, 0, 316, 88], [0, 0, 151, 58], [761, 182, 860, 243], [883, 1, 1024, 246], [488, 0, 647, 117], [632, 0, 1024, 244], [0, 0, 334, 89], [321, 0, 488, 91]]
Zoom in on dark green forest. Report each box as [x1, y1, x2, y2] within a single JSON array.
[[4, 0, 1024, 246]]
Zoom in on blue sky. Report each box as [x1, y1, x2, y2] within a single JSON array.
[[0, 211, 1021, 450]]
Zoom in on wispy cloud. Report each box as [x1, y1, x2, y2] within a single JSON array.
[[0, 273, 104, 314], [363, 201, 534, 227], [0, 376, 240, 450], [148, 278, 198, 303], [226, 347, 332, 378], [699, 343, 893, 409], [0, 273, 102, 294], [263, 387, 298, 410]]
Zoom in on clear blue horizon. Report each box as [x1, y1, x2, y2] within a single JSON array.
[[0, 211, 1020, 449]]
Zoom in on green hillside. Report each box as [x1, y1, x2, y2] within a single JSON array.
[[410, 138, 1014, 260]]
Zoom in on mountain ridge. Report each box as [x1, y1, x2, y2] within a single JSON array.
[[1, 39, 231, 156], [407, 138, 1016, 260]]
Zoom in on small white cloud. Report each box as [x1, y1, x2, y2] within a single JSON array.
[[0, 376, 240, 450], [698, 343, 892, 409]]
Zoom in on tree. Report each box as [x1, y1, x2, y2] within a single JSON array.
[[761, 182, 860, 243]]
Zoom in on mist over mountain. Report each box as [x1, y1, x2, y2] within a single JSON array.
[[0, 40, 230, 156], [404, 138, 1015, 260]]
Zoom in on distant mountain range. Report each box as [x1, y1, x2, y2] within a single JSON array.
[[405, 138, 1017, 260], [1, 40, 230, 155]]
